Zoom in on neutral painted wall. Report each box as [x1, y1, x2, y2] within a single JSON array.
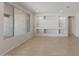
[[36, 12, 76, 16], [0, 2, 34, 55], [0, 2, 4, 55], [74, 13, 79, 37], [14, 8, 27, 36], [34, 12, 79, 37], [34, 13, 69, 36]]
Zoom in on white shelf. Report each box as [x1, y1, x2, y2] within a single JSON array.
[[35, 16, 68, 36]]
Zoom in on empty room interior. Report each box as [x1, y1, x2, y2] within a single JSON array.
[[0, 2, 79, 56]]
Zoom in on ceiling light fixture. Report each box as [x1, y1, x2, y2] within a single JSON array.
[[66, 6, 70, 8]]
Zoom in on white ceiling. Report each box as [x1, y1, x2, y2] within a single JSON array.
[[20, 2, 79, 14]]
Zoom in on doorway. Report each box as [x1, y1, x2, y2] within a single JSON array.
[[68, 16, 75, 36]]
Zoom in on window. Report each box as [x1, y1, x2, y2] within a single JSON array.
[[3, 2, 14, 38], [4, 3, 31, 38]]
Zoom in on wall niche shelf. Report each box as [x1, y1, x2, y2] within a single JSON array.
[[35, 16, 68, 36]]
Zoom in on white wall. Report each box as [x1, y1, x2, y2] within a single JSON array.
[[34, 13, 69, 36], [74, 13, 79, 37], [0, 2, 34, 55], [14, 8, 27, 36], [36, 12, 76, 16], [0, 2, 5, 55]]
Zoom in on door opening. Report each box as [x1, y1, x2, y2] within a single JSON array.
[[68, 16, 75, 36]]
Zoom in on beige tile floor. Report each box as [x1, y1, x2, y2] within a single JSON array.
[[5, 35, 79, 56]]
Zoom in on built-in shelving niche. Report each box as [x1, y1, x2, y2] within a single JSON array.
[[36, 29, 58, 34], [35, 16, 68, 36]]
